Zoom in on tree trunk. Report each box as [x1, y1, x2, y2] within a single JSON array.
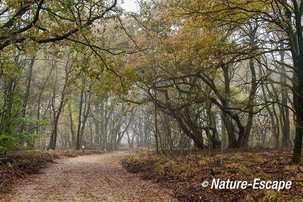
[[291, 49, 303, 162], [280, 51, 291, 146], [76, 78, 85, 150], [292, 64, 303, 163], [21, 56, 35, 147], [68, 103, 76, 147], [222, 66, 237, 148], [290, 7, 303, 163], [175, 115, 204, 149]]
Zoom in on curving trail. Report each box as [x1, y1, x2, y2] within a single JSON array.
[[6, 151, 176, 201]]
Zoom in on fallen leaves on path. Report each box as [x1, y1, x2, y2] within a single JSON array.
[[4, 151, 176, 201]]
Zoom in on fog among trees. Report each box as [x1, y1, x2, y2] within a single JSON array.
[[1, 0, 302, 163]]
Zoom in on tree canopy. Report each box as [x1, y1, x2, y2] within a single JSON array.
[[0, 0, 302, 164]]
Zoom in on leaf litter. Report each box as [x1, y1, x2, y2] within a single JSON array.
[[122, 148, 303, 201], [2, 151, 176, 201]]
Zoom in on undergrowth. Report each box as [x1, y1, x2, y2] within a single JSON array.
[[122, 148, 303, 201]]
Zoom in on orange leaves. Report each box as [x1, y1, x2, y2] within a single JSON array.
[[172, 0, 270, 29], [124, 148, 303, 201]]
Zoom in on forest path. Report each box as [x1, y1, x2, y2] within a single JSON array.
[[6, 151, 176, 201]]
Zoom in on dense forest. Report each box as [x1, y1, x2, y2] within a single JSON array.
[[2, 0, 303, 200], [0, 0, 302, 161]]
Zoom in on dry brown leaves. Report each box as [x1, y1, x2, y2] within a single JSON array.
[[2, 151, 176, 201], [123, 148, 303, 201]]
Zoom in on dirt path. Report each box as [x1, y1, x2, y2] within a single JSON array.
[[5, 151, 176, 201]]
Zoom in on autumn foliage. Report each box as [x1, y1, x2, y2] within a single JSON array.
[[123, 149, 303, 201]]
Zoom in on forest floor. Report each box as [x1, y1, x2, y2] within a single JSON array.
[[1, 151, 176, 201], [123, 148, 303, 201], [2, 148, 303, 201]]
